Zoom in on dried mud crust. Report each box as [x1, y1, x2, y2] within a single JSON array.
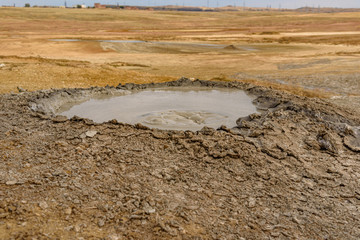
[[0, 78, 359, 239]]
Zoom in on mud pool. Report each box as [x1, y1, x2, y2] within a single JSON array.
[[2, 78, 360, 239], [50, 39, 258, 53], [58, 88, 257, 131]]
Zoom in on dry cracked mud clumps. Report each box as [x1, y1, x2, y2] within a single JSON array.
[[0, 78, 359, 239]]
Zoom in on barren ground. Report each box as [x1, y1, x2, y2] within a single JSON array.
[[0, 7, 360, 239]]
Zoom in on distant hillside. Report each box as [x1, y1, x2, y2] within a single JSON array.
[[296, 7, 360, 13]]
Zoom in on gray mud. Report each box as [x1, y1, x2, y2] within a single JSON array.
[[55, 87, 257, 131], [50, 39, 258, 54], [1, 78, 360, 239], [233, 72, 360, 114], [277, 59, 332, 70]]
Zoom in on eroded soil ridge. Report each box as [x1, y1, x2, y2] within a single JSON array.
[[0, 78, 359, 239]]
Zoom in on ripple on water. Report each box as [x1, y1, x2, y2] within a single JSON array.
[[59, 88, 257, 131]]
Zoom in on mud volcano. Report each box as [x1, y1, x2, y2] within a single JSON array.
[[2, 78, 360, 239], [57, 88, 257, 131]]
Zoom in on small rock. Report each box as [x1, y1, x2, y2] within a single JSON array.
[[0, 63, 5, 68], [65, 207, 72, 215], [17, 86, 27, 92], [292, 216, 302, 224], [98, 219, 105, 227], [130, 215, 143, 220], [55, 141, 69, 147], [248, 197, 256, 208], [185, 205, 199, 210], [84, 119, 95, 125], [38, 113, 50, 120], [65, 225, 74, 231], [344, 135, 360, 152], [5, 180, 17, 186], [0, 213, 10, 219], [144, 207, 156, 214], [52, 115, 68, 123], [74, 225, 81, 233], [217, 125, 231, 132], [148, 208, 156, 214], [204, 190, 213, 198], [85, 131, 97, 138], [134, 123, 149, 130], [39, 201, 48, 209], [107, 234, 121, 240], [199, 126, 215, 135]]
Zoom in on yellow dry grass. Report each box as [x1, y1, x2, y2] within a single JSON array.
[[1, 8, 360, 98], [211, 75, 334, 98], [1, 7, 360, 38], [0, 55, 175, 93]]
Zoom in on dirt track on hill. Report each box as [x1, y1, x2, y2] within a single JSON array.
[[0, 79, 359, 239]]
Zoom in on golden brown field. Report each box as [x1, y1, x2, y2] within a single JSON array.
[[0, 7, 360, 105]]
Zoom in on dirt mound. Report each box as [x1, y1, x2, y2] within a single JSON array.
[[223, 44, 239, 50], [0, 78, 359, 239]]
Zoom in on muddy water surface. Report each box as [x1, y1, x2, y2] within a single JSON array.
[[59, 88, 257, 131], [50, 39, 258, 53]]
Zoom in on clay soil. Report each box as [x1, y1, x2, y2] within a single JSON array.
[[0, 7, 360, 239]]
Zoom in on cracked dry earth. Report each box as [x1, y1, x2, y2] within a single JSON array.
[[0, 79, 359, 239]]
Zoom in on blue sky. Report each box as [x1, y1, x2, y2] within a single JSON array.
[[2, 0, 360, 9]]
